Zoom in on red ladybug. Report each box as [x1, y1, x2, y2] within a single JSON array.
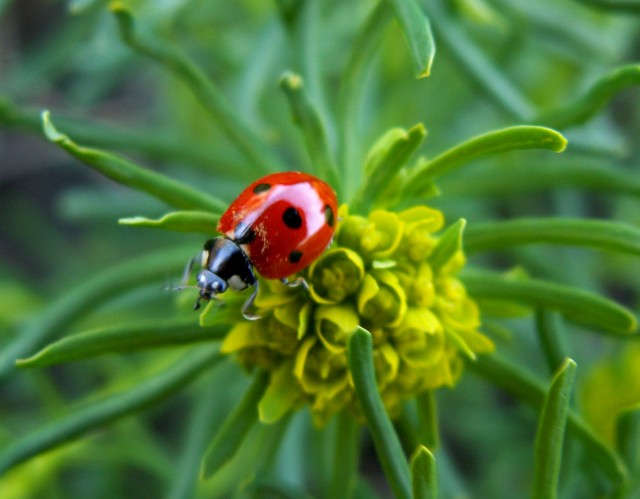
[[194, 172, 338, 318]]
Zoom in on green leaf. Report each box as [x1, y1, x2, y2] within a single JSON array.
[[465, 218, 640, 256], [536, 65, 640, 128], [532, 358, 576, 499], [410, 445, 437, 499], [330, 413, 360, 499], [166, 373, 224, 499], [258, 361, 301, 424], [200, 371, 269, 479], [119, 211, 220, 234], [386, 0, 436, 78], [43, 112, 225, 212], [463, 271, 637, 335], [424, 0, 534, 119], [0, 345, 222, 475], [615, 404, 640, 472], [348, 327, 412, 499], [470, 354, 628, 492], [571, 0, 640, 13], [429, 219, 466, 273], [109, 3, 279, 173], [279, 72, 340, 191], [439, 160, 640, 198], [338, 2, 393, 196], [351, 124, 427, 210], [0, 247, 191, 380], [403, 126, 566, 195], [17, 319, 228, 368], [0, 97, 225, 170]]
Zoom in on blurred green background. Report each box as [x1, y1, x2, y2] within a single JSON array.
[[1, 0, 640, 497]]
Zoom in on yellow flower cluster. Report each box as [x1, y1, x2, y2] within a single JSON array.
[[220, 205, 494, 425]]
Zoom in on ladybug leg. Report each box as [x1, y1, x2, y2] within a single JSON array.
[[180, 254, 200, 287], [281, 277, 309, 291], [241, 282, 261, 321]]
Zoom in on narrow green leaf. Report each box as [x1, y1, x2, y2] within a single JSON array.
[[338, 2, 393, 197], [534, 310, 567, 374], [351, 124, 427, 210], [424, 0, 534, 119], [439, 160, 640, 198], [167, 371, 225, 499], [386, 0, 436, 77], [200, 371, 270, 479], [258, 361, 301, 424], [572, 0, 640, 13], [429, 219, 466, 273], [0, 247, 191, 380], [43, 112, 225, 212], [329, 413, 360, 499], [465, 218, 640, 256], [416, 391, 439, 451], [119, 211, 220, 234], [403, 126, 566, 195], [470, 354, 628, 491], [411, 445, 437, 499], [532, 358, 577, 499], [536, 65, 640, 128], [109, 3, 279, 173], [463, 271, 637, 335], [348, 327, 412, 499], [0, 97, 227, 170], [616, 404, 640, 472], [0, 345, 222, 475], [17, 319, 228, 368], [279, 72, 340, 191]]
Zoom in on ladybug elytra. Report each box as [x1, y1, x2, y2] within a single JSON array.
[[193, 172, 338, 319]]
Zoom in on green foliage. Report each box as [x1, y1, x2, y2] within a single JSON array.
[[1, 0, 640, 497]]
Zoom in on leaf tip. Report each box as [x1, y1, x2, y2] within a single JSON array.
[[118, 216, 144, 226], [14, 358, 32, 368], [41, 110, 65, 143], [549, 130, 568, 153], [108, 1, 128, 14], [279, 71, 303, 91]]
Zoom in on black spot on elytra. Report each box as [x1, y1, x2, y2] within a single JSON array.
[[324, 205, 335, 227], [289, 250, 303, 263], [253, 183, 272, 194], [282, 207, 303, 229], [234, 222, 256, 244]]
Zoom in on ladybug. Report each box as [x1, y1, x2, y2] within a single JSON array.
[[192, 171, 338, 319]]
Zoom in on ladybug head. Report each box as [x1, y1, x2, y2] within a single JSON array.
[[194, 269, 228, 310]]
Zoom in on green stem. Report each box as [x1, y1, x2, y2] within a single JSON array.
[[416, 391, 439, 451], [534, 310, 567, 374]]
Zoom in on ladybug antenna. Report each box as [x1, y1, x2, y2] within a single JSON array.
[[241, 282, 261, 321]]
